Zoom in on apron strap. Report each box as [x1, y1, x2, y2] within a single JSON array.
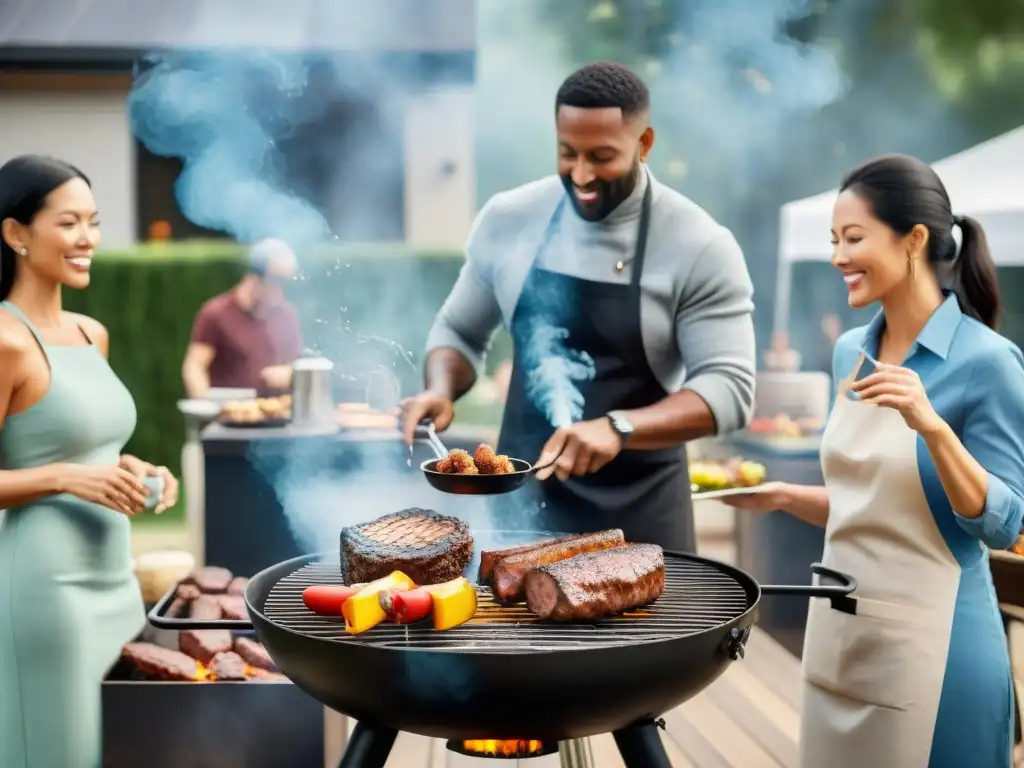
[[837, 353, 867, 395]]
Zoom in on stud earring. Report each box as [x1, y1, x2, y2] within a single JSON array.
[[18, 248, 27, 256]]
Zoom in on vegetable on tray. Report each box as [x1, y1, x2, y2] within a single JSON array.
[[689, 459, 766, 493]]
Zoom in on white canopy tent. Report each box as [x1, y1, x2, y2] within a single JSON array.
[[774, 125, 1024, 330]]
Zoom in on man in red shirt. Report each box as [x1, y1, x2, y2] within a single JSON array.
[[182, 239, 304, 396]]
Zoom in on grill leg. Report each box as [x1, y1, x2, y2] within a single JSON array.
[[612, 720, 672, 768], [338, 721, 397, 768]]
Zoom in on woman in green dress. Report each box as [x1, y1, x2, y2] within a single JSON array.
[[0, 155, 180, 768]]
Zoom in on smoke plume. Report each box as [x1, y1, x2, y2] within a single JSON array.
[[523, 324, 595, 428]]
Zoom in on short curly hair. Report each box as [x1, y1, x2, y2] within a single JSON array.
[[555, 61, 650, 117]]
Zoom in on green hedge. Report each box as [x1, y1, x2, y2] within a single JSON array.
[[62, 241, 513, 481]]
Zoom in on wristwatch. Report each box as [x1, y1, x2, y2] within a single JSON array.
[[606, 410, 634, 446]]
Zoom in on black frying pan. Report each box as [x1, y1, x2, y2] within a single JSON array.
[[416, 421, 558, 496], [420, 457, 558, 495]]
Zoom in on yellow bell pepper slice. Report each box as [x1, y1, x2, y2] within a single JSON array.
[[342, 571, 415, 635], [426, 576, 478, 631]]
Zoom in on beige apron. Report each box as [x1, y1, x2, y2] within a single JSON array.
[[800, 354, 961, 767]]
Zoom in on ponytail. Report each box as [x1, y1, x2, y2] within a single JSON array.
[[951, 214, 1001, 330], [0, 242, 14, 302]]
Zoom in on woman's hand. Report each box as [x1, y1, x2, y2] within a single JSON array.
[[119, 455, 179, 514], [57, 464, 150, 516], [848, 362, 945, 435], [717, 481, 788, 514]]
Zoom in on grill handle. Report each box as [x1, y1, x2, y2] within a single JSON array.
[[760, 563, 859, 614]]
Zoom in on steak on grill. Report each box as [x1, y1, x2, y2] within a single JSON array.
[[177, 583, 202, 601], [340, 508, 473, 585], [209, 651, 247, 680], [217, 594, 248, 620], [524, 543, 665, 621], [122, 642, 198, 681], [234, 637, 278, 672], [189, 594, 223, 620], [490, 529, 626, 604], [478, 534, 579, 584], [180, 630, 233, 664], [188, 566, 233, 593]]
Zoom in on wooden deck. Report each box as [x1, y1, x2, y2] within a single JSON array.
[[327, 628, 802, 768]]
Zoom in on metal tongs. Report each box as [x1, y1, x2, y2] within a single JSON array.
[[418, 421, 449, 460]]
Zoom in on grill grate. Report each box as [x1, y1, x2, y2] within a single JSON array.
[[260, 554, 754, 653]]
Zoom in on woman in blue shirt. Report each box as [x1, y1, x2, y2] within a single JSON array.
[[728, 153, 1024, 767]]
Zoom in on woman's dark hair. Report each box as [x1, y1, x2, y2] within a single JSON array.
[[0, 155, 90, 301], [840, 153, 1001, 329]]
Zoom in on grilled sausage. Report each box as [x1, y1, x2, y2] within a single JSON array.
[[478, 534, 580, 584], [524, 543, 665, 621], [302, 585, 362, 616], [490, 529, 625, 604]]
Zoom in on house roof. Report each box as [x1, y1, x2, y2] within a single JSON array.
[[0, 0, 476, 64]]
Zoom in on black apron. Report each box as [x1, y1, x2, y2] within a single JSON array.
[[495, 177, 695, 552]]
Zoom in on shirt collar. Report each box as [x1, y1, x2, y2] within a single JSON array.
[[861, 291, 963, 361]]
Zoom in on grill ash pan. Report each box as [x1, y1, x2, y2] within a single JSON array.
[[150, 550, 855, 742]]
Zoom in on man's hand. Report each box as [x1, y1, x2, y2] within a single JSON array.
[[534, 418, 623, 481], [260, 364, 293, 391], [400, 391, 455, 445]]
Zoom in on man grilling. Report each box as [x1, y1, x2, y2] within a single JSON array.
[[182, 238, 303, 397], [401, 62, 756, 552]]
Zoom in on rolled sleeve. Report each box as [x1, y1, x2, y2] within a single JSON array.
[[424, 201, 504, 374], [953, 345, 1024, 549], [676, 228, 756, 435]]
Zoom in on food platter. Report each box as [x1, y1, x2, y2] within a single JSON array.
[[690, 486, 765, 501], [219, 417, 291, 429], [218, 395, 292, 428], [688, 458, 767, 502]]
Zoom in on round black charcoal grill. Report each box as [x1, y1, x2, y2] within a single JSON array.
[[150, 550, 856, 768], [265, 554, 751, 651]]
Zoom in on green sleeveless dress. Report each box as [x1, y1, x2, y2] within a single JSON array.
[[0, 301, 144, 768]]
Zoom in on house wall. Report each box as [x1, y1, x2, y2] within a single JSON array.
[[404, 85, 475, 249], [0, 73, 135, 248], [0, 71, 477, 250]]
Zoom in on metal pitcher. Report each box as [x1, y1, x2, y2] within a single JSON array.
[[291, 356, 335, 426]]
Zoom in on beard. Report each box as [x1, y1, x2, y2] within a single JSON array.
[[561, 156, 643, 222]]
